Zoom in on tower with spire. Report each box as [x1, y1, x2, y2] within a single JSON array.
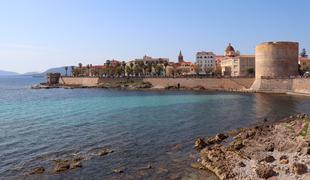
[[178, 50, 184, 63]]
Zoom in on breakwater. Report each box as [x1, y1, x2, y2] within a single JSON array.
[[59, 77, 255, 91]]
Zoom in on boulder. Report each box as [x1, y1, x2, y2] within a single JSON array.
[[113, 169, 124, 173], [29, 167, 45, 175], [54, 161, 70, 173], [229, 140, 244, 151], [238, 162, 246, 167], [97, 149, 114, 156], [195, 138, 207, 150], [291, 162, 308, 175], [265, 143, 275, 152], [255, 165, 276, 179], [260, 155, 276, 163]]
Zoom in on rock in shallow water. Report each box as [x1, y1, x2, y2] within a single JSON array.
[[97, 148, 114, 156], [113, 169, 124, 173], [194, 138, 207, 151], [29, 167, 45, 175], [54, 161, 70, 173]]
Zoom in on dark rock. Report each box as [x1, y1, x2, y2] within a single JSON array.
[[279, 155, 288, 161], [113, 169, 124, 173], [98, 149, 114, 156], [29, 167, 45, 175], [265, 143, 275, 152], [260, 155, 275, 163], [195, 138, 207, 150], [255, 165, 276, 179], [238, 162, 246, 167], [291, 162, 307, 175], [54, 161, 70, 173], [205, 133, 228, 145], [214, 133, 228, 142], [232, 140, 244, 150]]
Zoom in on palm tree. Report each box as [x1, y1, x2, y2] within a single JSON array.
[[86, 64, 90, 76], [163, 62, 168, 77], [70, 66, 74, 76], [64, 66, 68, 76], [105, 60, 111, 77], [120, 61, 126, 76], [129, 62, 134, 76]]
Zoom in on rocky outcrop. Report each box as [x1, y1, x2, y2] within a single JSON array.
[[196, 114, 310, 179], [29, 167, 45, 175]]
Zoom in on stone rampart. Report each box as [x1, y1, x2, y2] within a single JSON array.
[[59, 77, 100, 87], [143, 78, 255, 90], [58, 77, 310, 95], [257, 78, 310, 94]]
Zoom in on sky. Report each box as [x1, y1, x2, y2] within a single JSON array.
[[0, 0, 310, 73]]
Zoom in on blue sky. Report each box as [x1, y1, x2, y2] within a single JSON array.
[[0, 0, 310, 73]]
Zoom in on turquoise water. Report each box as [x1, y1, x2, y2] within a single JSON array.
[[1, 76, 310, 179]]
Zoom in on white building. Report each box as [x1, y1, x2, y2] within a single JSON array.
[[195, 51, 216, 73]]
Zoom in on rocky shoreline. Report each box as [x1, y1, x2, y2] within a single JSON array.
[[194, 114, 310, 179]]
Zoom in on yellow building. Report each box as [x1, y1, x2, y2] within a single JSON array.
[[299, 57, 310, 71], [221, 55, 255, 77]]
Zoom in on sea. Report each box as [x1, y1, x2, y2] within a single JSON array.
[[1, 76, 310, 180]]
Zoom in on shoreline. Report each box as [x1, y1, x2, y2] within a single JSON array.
[[31, 83, 310, 97], [194, 114, 310, 179]]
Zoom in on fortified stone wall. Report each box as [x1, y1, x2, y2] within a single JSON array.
[[258, 78, 310, 94], [59, 77, 100, 86], [97, 78, 143, 84], [59, 77, 255, 90], [143, 78, 255, 90], [292, 79, 310, 94], [58, 77, 310, 94], [259, 78, 293, 93]]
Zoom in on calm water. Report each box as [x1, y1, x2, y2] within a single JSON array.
[[1, 76, 310, 179]]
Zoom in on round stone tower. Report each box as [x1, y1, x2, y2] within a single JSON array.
[[251, 41, 299, 90], [255, 41, 299, 78]]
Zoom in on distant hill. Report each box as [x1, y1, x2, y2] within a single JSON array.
[[0, 70, 20, 76], [40, 66, 73, 76], [23, 72, 42, 76]]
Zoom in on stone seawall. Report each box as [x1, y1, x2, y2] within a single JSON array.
[[58, 77, 310, 95], [59, 77, 100, 87], [59, 77, 255, 90], [257, 78, 310, 94], [143, 78, 255, 90]]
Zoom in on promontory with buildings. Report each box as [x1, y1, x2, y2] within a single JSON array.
[[40, 41, 310, 95], [30, 42, 310, 179]]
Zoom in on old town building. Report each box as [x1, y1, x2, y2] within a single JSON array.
[[195, 51, 216, 74], [221, 43, 255, 77]]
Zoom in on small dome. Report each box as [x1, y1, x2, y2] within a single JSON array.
[[225, 43, 235, 52], [225, 43, 236, 57]]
